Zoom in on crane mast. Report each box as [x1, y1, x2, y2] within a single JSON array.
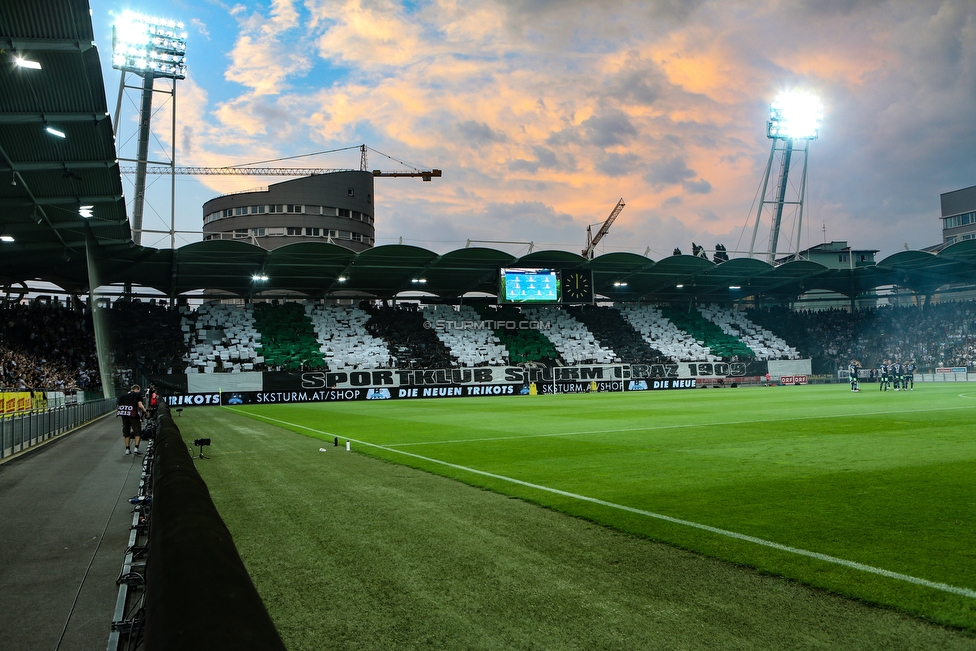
[[582, 198, 625, 259]]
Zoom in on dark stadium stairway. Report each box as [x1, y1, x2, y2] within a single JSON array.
[[0, 415, 144, 651], [564, 304, 666, 364]]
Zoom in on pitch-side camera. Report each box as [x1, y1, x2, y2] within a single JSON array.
[[192, 438, 211, 460]]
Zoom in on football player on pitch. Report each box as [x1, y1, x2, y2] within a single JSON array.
[[904, 360, 917, 390]]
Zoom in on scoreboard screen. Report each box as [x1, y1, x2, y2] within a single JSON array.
[[498, 268, 559, 303], [497, 268, 594, 304]]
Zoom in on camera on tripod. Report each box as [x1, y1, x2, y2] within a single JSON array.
[[193, 438, 211, 459]]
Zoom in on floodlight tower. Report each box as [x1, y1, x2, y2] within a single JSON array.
[[748, 91, 824, 264], [112, 12, 187, 246]]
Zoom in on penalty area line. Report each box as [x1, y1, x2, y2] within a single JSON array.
[[226, 408, 976, 601]]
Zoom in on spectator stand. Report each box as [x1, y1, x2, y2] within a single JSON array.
[[697, 304, 800, 361], [422, 304, 508, 367], [471, 304, 560, 366], [565, 304, 665, 364], [182, 303, 262, 374], [657, 304, 756, 360], [362, 303, 454, 368], [253, 302, 327, 371], [308, 303, 390, 370], [616, 304, 711, 362], [521, 305, 615, 365]]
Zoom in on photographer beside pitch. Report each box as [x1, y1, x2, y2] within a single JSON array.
[[117, 384, 149, 455]]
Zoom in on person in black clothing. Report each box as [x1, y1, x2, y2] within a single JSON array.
[[117, 384, 148, 455], [904, 361, 917, 390], [848, 360, 860, 392]]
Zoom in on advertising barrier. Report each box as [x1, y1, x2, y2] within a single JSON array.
[[167, 363, 718, 406], [174, 360, 770, 393], [2, 392, 30, 416], [780, 375, 808, 385], [1, 392, 36, 417]]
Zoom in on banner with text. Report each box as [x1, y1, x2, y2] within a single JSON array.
[[166, 361, 777, 406]]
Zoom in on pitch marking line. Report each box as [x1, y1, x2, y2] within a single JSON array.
[[384, 402, 976, 448], [228, 408, 976, 601]]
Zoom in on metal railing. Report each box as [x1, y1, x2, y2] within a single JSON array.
[[0, 399, 116, 460]]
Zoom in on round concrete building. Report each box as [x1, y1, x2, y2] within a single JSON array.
[[202, 171, 375, 252]]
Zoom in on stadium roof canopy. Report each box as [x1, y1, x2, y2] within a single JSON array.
[[19, 238, 974, 304], [4, 0, 976, 304], [0, 0, 131, 293]]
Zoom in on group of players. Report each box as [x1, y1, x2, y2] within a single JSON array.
[[847, 360, 917, 392]]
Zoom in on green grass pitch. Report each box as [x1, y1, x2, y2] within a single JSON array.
[[177, 383, 976, 649]]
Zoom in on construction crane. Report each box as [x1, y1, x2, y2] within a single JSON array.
[[120, 144, 442, 181], [582, 198, 625, 259]]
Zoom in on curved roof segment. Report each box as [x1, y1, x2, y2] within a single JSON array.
[[24, 240, 975, 304]]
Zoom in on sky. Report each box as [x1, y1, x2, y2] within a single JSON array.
[[87, 0, 976, 261]]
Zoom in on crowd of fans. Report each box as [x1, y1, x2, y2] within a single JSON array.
[[0, 301, 100, 391], [106, 299, 186, 377], [748, 301, 976, 374], [4, 294, 976, 391], [361, 302, 454, 369]]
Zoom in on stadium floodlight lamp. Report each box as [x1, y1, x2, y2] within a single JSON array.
[[0, 235, 14, 243], [766, 90, 823, 140], [112, 11, 187, 79], [729, 285, 741, 290], [613, 281, 628, 287], [15, 57, 41, 70], [337, 276, 348, 282], [252, 274, 269, 282], [675, 284, 684, 288], [411, 278, 427, 284], [45, 126, 66, 138], [79, 205, 94, 219]]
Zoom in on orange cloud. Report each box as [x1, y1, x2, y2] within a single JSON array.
[[161, 0, 964, 258]]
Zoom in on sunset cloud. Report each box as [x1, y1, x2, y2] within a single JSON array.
[[95, 0, 976, 259]]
